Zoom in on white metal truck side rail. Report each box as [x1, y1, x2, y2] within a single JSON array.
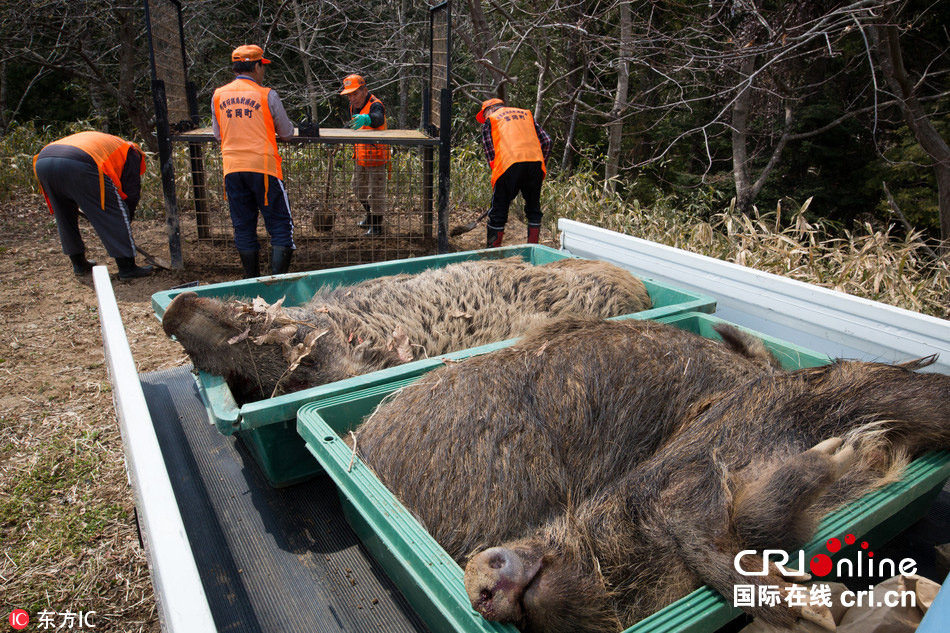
[[559, 219, 950, 371], [93, 266, 216, 632]]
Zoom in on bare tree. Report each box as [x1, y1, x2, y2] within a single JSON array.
[[605, 1, 633, 190], [867, 4, 950, 249], [0, 0, 155, 147]]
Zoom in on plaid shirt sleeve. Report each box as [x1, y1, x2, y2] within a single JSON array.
[[536, 122, 552, 162], [481, 122, 495, 166]]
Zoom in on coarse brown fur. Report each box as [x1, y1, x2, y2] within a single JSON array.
[[161, 257, 651, 402], [355, 318, 782, 562], [463, 357, 950, 633]]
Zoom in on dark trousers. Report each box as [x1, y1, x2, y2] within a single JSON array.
[[487, 161, 544, 232], [34, 156, 137, 258], [224, 172, 295, 252]]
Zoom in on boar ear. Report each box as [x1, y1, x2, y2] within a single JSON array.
[[896, 354, 938, 371], [712, 323, 782, 370]]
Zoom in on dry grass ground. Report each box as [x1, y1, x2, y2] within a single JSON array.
[[4, 180, 946, 631], [0, 192, 544, 631]]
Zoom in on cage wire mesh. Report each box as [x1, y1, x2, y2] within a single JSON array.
[[430, 4, 449, 131], [146, 0, 191, 129], [172, 139, 437, 271], [148, 0, 444, 272]]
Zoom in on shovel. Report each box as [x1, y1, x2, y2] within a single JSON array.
[[450, 208, 490, 237], [134, 243, 171, 270], [76, 210, 170, 269]]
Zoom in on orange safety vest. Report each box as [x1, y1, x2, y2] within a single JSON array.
[[213, 78, 282, 180], [353, 95, 390, 167], [487, 107, 546, 189], [33, 131, 146, 211]]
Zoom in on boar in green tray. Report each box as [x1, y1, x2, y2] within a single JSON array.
[[161, 257, 651, 402], [352, 317, 950, 633]]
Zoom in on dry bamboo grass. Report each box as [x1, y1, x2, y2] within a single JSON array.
[[555, 188, 950, 320]]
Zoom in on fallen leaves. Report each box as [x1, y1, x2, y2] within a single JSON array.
[[387, 326, 413, 363], [229, 296, 332, 396]]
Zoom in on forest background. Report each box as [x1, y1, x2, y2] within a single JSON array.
[[1, 0, 948, 241]]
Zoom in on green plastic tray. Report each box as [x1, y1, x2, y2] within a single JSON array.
[[153, 245, 716, 486], [656, 312, 832, 370], [296, 314, 950, 633]]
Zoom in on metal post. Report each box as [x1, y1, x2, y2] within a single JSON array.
[[437, 87, 451, 253], [143, 0, 183, 268], [151, 79, 184, 269]]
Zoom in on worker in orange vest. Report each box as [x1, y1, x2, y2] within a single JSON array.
[[213, 44, 296, 278], [33, 131, 154, 279], [476, 98, 552, 248], [340, 74, 390, 237]]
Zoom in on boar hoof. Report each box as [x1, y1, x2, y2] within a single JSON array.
[[810, 437, 843, 455], [808, 437, 856, 479], [794, 600, 837, 631], [464, 547, 542, 623]]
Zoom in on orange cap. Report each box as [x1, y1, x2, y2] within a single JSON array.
[[476, 98, 505, 124], [340, 74, 366, 95], [231, 44, 271, 64]]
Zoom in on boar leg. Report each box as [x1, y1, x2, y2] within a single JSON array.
[[668, 521, 836, 630], [666, 441, 852, 630], [731, 438, 855, 550]]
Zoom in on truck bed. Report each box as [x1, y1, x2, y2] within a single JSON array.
[[139, 364, 428, 633], [95, 219, 950, 631]]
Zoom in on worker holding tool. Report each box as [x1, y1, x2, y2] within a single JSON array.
[[33, 131, 154, 279], [476, 98, 552, 248], [340, 74, 390, 237], [213, 44, 296, 278]]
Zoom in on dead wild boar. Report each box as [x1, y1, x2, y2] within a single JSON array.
[[355, 317, 783, 562], [463, 356, 950, 633], [161, 257, 651, 402]]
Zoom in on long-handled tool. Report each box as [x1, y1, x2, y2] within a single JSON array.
[[450, 208, 490, 237], [133, 242, 171, 270], [76, 209, 170, 269]]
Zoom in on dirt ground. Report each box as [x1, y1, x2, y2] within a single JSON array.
[[0, 192, 553, 631]]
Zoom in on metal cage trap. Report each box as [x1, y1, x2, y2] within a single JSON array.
[[143, 0, 451, 272]]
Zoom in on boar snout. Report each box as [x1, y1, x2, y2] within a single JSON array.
[[161, 291, 200, 337], [465, 546, 542, 623]]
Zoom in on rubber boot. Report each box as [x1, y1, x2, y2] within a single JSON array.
[[527, 226, 541, 244], [239, 250, 261, 279], [363, 215, 384, 237], [487, 227, 504, 248], [270, 246, 294, 275], [68, 253, 97, 276], [357, 202, 373, 228], [115, 257, 153, 280]]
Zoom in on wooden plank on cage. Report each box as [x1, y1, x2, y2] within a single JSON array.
[[173, 128, 437, 146], [146, 0, 191, 128]]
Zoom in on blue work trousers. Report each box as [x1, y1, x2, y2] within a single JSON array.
[[224, 171, 295, 252]]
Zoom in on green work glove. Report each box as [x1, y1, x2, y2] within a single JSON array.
[[349, 114, 371, 129]]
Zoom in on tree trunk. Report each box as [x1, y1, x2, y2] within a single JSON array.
[[870, 14, 950, 250], [0, 61, 8, 135], [731, 54, 757, 213], [466, 0, 507, 97], [116, 1, 156, 150], [604, 1, 632, 191], [291, 0, 318, 121]]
